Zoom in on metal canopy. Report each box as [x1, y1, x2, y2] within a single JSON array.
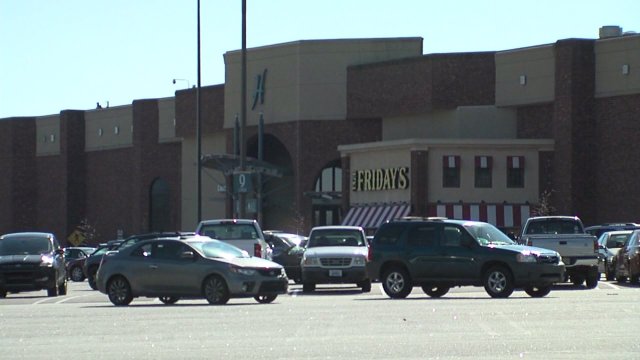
[[201, 154, 285, 177]]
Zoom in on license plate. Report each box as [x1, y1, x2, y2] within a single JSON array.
[[329, 269, 342, 277]]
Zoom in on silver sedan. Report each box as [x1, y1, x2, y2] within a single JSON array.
[[96, 236, 288, 306]]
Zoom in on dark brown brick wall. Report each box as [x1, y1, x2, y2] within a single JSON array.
[[175, 85, 225, 137], [593, 94, 640, 223], [347, 52, 495, 118], [517, 104, 554, 138], [552, 39, 597, 224], [411, 150, 429, 216]]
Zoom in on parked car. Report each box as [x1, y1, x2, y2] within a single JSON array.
[[613, 230, 640, 283], [0, 232, 67, 298], [368, 217, 565, 299], [84, 240, 123, 290], [585, 223, 640, 238], [64, 247, 95, 282], [263, 231, 306, 283], [96, 236, 288, 306], [196, 219, 271, 259], [597, 230, 633, 281], [300, 226, 371, 293], [519, 216, 599, 288]]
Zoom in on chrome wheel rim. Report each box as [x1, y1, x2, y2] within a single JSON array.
[[488, 271, 507, 293], [109, 279, 129, 304], [385, 272, 405, 294], [205, 278, 225, 303]]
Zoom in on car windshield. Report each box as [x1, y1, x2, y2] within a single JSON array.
[[307, 229, 365, 247], [199, 224, 258, 240], [0, 237, 52, 255], [190, 240, 250, 259], [464, 223, 516, 246]]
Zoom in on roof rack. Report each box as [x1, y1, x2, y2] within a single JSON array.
[[395, 216, 448, 222]]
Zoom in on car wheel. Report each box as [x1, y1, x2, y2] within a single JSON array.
[[359, 279, 372, 293], [585, 274, 599, 289], [524, 285, 551, 298], [158, 296, 179, 305], [615, 272, 627, 283], [571, 275, 585, 286], [254, 294, 277, 303], [630, 274, 640, 284], [70, 266, 85, 282], [483, 266, 514, 298], [58, 277, 68, 296], [302, 283, 316, 293], [88, 267, 98, 290], [47, 275, 58, 297], [605, 267, 614, 281], [107, 276, 133, 306], [203, 275, 230, 305], [0, 288, 7, 298], [421, 285, 450, 298], [381, 267, 413, 299]]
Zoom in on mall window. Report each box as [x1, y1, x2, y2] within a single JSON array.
[[314, 163, 342, 192], [474, 156, 492, 188], [442, 155, 460, 188], [507, 156, 525, 188]]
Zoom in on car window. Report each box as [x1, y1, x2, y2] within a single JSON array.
[[199, 224, 258, 240], [131, 243, 153, 258], [525, 219, 581, 234], [190, 240, 250, 259], [441, 226, 463, 247], [308, 229, 365, 247], [374, 224, 405, 245], [153, 241, 189, 260], [407, 225, 438, 247], [607, 234, 630, 248], [464, 223, 514, 246]]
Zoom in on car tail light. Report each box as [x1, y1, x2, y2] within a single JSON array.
[[254, 243, 262, 257], [594, 238, 599, 253], [367, 242, 373, 262]]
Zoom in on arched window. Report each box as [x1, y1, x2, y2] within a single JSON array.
[[149, 178, 170, 232], [314, 162, 342, 192]]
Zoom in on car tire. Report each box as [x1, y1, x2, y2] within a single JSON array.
[[381, 267, 413, 299], [0, 288, 7, 298], [524, 285, 551, 297], [359, 279, 372, 293], [630, 274, 639, 284], [302, 283, 316, 293], [88, 267, 98, 290], [421, 285, 450, 298], [107, 276, 133, 306], [585, 274, 599, 289], [70, 266, 85, 282], [483, 265, 514, 298], [158, 296, 179, 305], [571, 275, 585, 286], [254, 294, 277, 303], [203, 275, 230, 305], [58, 277, 68, 296], [605, 267, 614, 281], [47, 275, 58, 297], [615, 272, 627, 283]]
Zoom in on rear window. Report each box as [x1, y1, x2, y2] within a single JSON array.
[[199, 224, 258, 240], [525, 219, 582, 235]]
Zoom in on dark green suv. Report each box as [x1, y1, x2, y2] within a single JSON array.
[[367, 218, 566, 298]]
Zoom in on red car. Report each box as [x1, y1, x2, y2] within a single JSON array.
[[64, 247, 95, 282], [613, 230, 640, 283]]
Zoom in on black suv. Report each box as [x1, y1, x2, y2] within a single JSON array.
[[367, 218, 566, 299], [0, 232, 67, 298]]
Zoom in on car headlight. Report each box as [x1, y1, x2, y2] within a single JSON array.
[[352, 257, 366, 266], [40, 255, 54, 267], [302, 256, 320, 267], [516, 251, 537, 263], [230, 266, 256, 276]]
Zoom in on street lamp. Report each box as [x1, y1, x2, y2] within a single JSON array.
[[238, 0, 247, 218], [172, 78, 191, 89], [196, 0, 202, 222]]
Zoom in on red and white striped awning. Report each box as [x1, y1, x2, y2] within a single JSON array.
[[428, 203, 531, 228], [342, 203, 411, 229]]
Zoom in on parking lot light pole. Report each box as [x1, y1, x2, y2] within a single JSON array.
[[196, 0, 202, 222], [238, 0, 247, 218]]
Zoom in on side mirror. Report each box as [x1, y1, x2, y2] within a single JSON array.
[[55, 248, 64, 255]]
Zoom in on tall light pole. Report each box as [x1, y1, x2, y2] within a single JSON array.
[[238, 0, 247, 218], [196, 0, 203, 222]]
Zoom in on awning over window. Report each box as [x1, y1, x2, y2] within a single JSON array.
[[427, 203, 531, 228], [342, 203, 411, 229]]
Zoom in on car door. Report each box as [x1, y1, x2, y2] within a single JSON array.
[[146, 240, 201, 295], [404, 223, 441, 281], [435, 225, 480, 282], [615, 232, 636, 277]]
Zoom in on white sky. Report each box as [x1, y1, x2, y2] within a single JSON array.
[[1, 0, 638, 118]]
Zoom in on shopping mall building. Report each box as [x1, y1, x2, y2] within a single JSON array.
[[1, 26, 639, 243]]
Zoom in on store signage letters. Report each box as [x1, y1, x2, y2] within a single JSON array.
[[352, 167, 409, 191]]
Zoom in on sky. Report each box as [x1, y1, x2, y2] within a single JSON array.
[[1, 0, 638, 119]]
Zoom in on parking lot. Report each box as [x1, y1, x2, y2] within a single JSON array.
[[2, 279, 639, 359]]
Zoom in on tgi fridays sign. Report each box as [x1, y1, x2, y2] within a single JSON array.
[[352, 167, 409, 192]]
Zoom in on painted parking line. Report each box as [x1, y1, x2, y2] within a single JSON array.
[[599, 281, 621, 290]]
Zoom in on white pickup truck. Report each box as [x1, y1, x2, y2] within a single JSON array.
[[519, 216, 599, 288], [195, 219, 272, 260]]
